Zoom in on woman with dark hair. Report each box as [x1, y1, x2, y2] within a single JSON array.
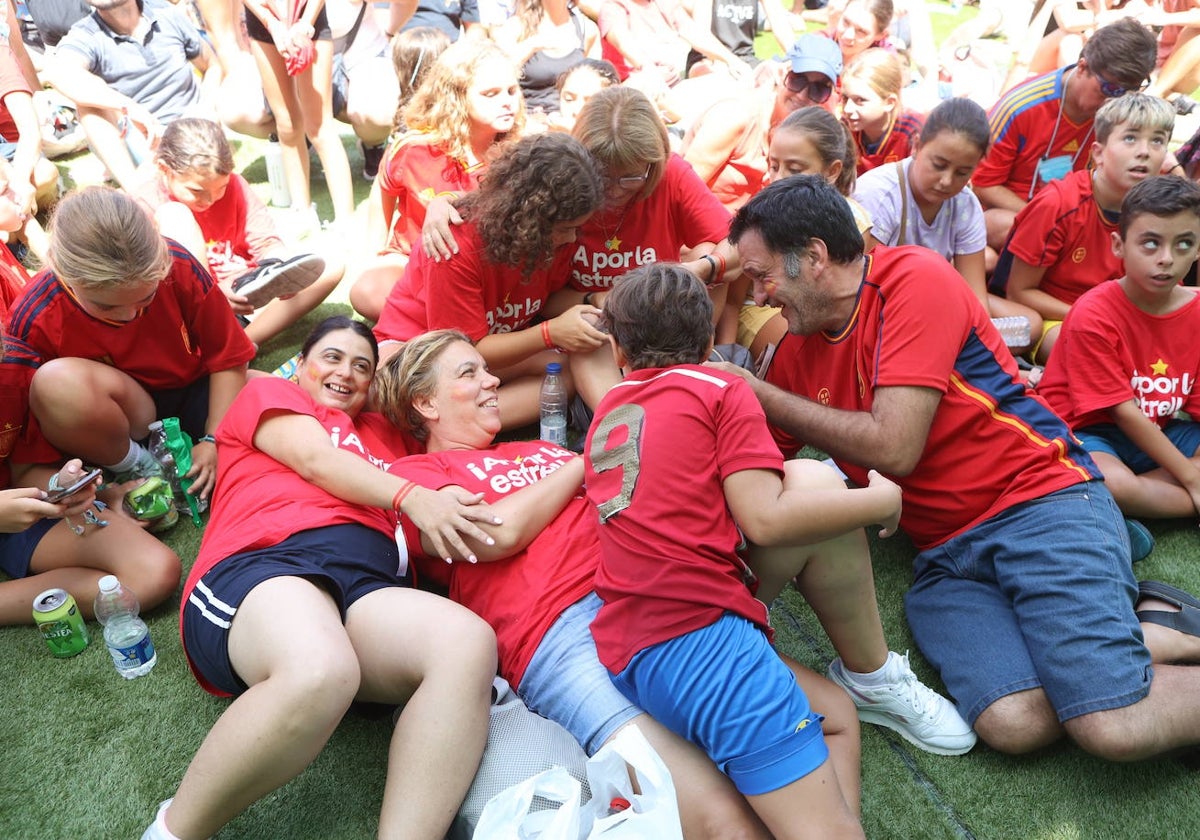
[[374, 131, 614, 428], [144, 316, 502, 840]]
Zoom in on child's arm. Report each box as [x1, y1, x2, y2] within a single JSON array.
[[724, 466, 902, 546], [1109, 399, 1200, 515], [410, 456, 585, 562], [952, 249, 989, 313], [1006, 257, 1070, 320], [185, 366, 248, 500]]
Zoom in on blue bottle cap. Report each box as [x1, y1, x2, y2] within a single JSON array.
[[546, 362, 563, 375]]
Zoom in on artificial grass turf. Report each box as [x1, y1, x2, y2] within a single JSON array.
[[8, 7, 1200, 833]]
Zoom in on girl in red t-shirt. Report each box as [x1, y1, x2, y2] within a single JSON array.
[[350, 39, 523, 321], [841, 47, 923, 174], [137, 118, 341, 348]]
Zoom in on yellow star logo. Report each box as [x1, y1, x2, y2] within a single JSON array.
[[1151, 359, 1169, 375], [605, 236, 622, 251]]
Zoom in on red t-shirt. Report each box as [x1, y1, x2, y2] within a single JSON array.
[[1038, 280, 1200, 431], [1004, 169, 1121, 307], [392, 440, 596, 687], [181, 377, 416, 694], [0, 245, 27, 320], [584, 364, 779, 673], [378, 136, 481, 255], [974, 66, 1093, 200], [762, 245, 1099, 551], [854, 111, 923, 174], [568, 154, 731, 292], [134, 172, 283, 270], [374, 222, 572, 342], [1, 243, 256, 464]]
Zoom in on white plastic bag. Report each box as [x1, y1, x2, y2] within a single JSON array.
[[473, 766, 582, 840], [581, 725, 683, 840]]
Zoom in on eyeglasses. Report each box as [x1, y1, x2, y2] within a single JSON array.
[[613, 164, 652, 189], [783, 73, 834, 104], [1092, 67, 1143, 99]]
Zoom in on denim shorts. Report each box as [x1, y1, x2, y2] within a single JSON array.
[[613, 613, 828, 796], [905, 481, 1151, 726], [182, 524, 406, 696], [0, 518, 56, 578], [1076, 420, 1200, 474], [518, 592, 640, 756]]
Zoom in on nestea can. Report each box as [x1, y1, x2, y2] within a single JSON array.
[[33, 588, 90, 658]]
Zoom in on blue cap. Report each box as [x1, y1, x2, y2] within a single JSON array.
[[785, 34, 843, 83]]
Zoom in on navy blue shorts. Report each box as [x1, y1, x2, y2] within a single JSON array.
[[182, 523, 408, 696], [0, 518, 57, 578], [1075, 420, 1200, 474], [149, 377, 209, 442]]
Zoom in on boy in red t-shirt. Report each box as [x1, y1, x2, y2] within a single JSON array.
[[585, 264, 973, 839], [1038, 175, 1200, 523], [994, 93, 1175, 363]]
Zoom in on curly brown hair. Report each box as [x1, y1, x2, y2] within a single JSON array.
[[459, 132, 604, 275]]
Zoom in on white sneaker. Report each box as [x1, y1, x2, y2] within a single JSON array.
[[827, 651, 976, 756], [232, 253, 325, 309]]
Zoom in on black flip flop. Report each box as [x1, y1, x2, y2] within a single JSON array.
[[1136, 580, 1200, 637]]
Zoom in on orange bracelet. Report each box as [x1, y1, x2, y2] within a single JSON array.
[[541, 321, 555, 350], [391, 481, 416, 511]]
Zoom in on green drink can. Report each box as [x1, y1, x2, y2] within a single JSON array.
[[33, 588, 90, 658]]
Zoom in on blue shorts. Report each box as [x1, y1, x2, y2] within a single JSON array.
[[1075, 420, 1200, 474], [612, 613, 828, 796], [149, 377, 210, 442], [0, 518, 57, 578], [905, 481, 1152, 726], [182, 524, 407, 696], [519, 592, 641, 756]]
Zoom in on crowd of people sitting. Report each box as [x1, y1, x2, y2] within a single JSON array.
[[6, 1, 1200, 838]]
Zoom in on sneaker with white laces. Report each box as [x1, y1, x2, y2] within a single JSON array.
[[827, 651, 977, 756]]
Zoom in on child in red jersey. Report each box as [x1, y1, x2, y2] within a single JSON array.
[[135, 118, 341, 348], [2, 187, 254, 504], [995, 93, 1174, 363], [840, 48, 922, 174], [1038, 175, 1200, 524], [586, 264, 973, 839], [349, 39, 522, 321]]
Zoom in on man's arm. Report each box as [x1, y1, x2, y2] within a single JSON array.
[[973, 183, 1027, 214], [745, 376, 941, 477]]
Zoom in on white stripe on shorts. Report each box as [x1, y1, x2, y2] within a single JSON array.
[[190, 579, 237, 629]]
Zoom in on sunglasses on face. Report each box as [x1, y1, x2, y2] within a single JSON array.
[[783, 73, 834, 104], [1091, 67, 1143, 99]]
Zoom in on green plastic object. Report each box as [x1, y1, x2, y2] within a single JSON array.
[[161, 417, 203, 527]]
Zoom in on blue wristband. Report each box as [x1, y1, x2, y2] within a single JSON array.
[[198, 434, 216, 445]]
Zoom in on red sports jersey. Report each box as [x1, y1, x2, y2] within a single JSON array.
[[378, 136, 482, 256], [1, 243, 255, 463], [568, 154, 731, 291], [374, 222, 572, 342], [1004, 169, 1121, 307], [854, 111, 923, 174], [135, 172, 283, 269], [973, 66, 1093, 200], [585, 364, 779, 673], [763, 245, 1099, 551], [0, 244, 27, 320], [181, 377, 416, 694], [392, 440, 597, 687], [1038, 280, 1200, 431]]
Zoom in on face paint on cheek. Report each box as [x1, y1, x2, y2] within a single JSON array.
[[305, 366, 321, 381]]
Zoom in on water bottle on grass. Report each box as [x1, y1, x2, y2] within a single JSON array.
[[94, 576, 156, 679]]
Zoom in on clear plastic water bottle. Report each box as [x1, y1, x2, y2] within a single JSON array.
[[93, 575, 156, 679], [147, 421, 186, 512], [264, 135, 291, 208], [990, 316, 1032, 348], [539, 362, 569, 447]]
